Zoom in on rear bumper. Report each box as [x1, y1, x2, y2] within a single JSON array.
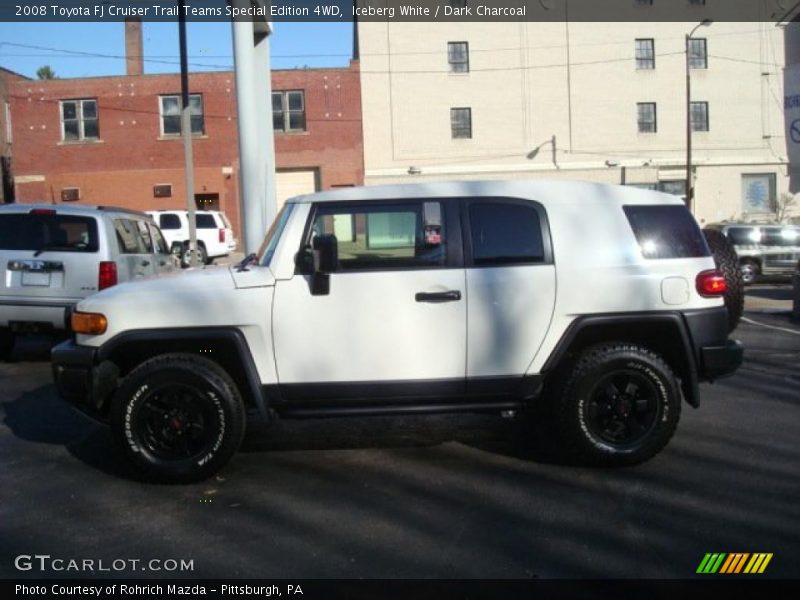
[[700, 339, 744, 380], [51, 339, 118, 421], [0, 300, 75, 330]]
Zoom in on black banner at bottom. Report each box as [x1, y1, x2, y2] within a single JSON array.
[[4, 579, 800, 600]]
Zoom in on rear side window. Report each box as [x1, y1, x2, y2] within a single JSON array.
[[158, 214, 181, 230], [114, 219, 150, 254], [0, 213, 98, 252], [469, 203, 545, 265], [195, 214, 217, 229], [623, 205, 709, 259], [763, 227, 800, 247]]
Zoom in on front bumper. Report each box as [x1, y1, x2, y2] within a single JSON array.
[[51, 339, 118, 421], [700, 339, 744, 381]]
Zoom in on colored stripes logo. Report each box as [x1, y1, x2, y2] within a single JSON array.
[[696, 553, 773, 574]]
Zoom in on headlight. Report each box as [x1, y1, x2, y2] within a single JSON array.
[[71, 311, 108, 335]]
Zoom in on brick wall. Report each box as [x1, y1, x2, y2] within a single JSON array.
[[8, 62, 363, 236]]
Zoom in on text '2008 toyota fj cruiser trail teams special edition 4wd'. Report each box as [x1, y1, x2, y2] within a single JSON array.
[[52, 181, 743, 482]]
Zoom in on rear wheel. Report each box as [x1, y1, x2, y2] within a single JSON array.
[[740, 259, 760, 286], [703, 228, 745, 332], [180, 243, 208, 269], [0, 328, 15, 361], [554, 343, 681, 466], [109, 353, 245, 483]]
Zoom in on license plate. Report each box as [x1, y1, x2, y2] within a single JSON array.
[[21, 272, 51, 286]]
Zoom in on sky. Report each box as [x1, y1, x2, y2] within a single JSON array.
[[0, 21, 354, 78]]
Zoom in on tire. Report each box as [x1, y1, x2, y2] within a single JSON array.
[[739, 259, 760, 286], [109, 353, 245, 483], [553, 343, 681, 467], [180, 243, 207, 269], [703, 228, 745, 332], [0, 328, 15, 361]]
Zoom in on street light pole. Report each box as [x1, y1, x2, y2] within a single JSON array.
[[178, 0, 198, 267], [686, 19, 712, 214]]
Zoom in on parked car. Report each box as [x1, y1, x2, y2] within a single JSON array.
[[0, 203, 177, 359], [53, 181, 742, 482], [147, 209, 236, 267], [706, 222, 800, 284]]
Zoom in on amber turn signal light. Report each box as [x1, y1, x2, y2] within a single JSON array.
[[71, 311, 108, 335]]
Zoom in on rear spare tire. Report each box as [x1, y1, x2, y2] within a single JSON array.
[[703, 228, 744, 332]]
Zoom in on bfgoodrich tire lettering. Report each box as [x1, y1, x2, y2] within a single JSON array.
[[110, 353, 245, 483], [554, 343, 681, 466]]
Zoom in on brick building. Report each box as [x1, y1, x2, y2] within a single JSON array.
[[1, 66, 29, 203], [6, 24, 364, 237]]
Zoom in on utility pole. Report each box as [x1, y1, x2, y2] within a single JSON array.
[[178, 0, 199, 267], [685, 19, 712, 214], [232, 1, 276, 254]]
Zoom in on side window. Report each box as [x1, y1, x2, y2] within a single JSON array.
[[763, 227, 800, 248], [468, 202, 545, 265], [136, 220, 153, 252], [114, 219, 149, 254], [726, 227, 758, 246], [195, 214, 217, 229], [150, 224, 169, 254], [308, 202, 446, 271], [158, 214, 181, 230]]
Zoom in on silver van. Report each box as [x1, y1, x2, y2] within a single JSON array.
[[0, 204, 177, 358], [707, 223, 800, 284]]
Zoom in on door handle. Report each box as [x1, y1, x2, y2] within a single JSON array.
[[141, 260, 150, 267], [415, 290, 461, 303]]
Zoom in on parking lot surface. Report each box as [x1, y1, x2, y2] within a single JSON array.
[[1, 286, 798, 579]]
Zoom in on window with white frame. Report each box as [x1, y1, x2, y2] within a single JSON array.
[[159, 94, 204, 136], [688, 38, 707, 69], [60, 99, 99, 141], [690, 101, 709, 131], [448, 42, 469, 73], [272, 91, 306, 133], [635, 39, 655, 70], [637, 102, 657, 133], [450, 107, 472, 139]]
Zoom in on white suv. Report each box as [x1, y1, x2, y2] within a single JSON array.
[[53, 181, 743, 482], [147, 210, 236, 267], [0, 203, 177, 359]]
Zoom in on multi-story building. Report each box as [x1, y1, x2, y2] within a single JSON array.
[[359, 21, 792, 225], [7, 21, 364, 236]]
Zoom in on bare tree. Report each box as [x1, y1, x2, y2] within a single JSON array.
[[775, 193, 798, 223]]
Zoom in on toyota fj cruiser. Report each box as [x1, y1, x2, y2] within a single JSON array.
[[52, 181, 743, 482]]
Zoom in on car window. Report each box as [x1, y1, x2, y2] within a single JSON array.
[[195, 214, 217, 229], [468, 202, 545, 265], [158, 214, 181, 230], [763, 227, 800, 247], [136, 220, 153, 252], [0, 213, 99, 252], [726, 227, 759, 246], [308, 202, 445, 271], [150, 224, 169, 254], [623, 205, 710, 259], [114, 218, 150, 254]]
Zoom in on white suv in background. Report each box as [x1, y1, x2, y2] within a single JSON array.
[[0, 203, 177, 359], [148, 210, 237, 267]]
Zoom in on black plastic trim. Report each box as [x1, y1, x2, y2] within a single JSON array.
[[96, 327, 268, 420]]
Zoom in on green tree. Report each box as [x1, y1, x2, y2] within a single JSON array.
[[36, 65, 57, 80]]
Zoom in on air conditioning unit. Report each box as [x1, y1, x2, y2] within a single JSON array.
[[153, 184, 172, 198], [61, 188, 80, 202]]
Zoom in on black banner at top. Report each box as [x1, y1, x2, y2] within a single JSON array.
[[1, 0, 798, 23]]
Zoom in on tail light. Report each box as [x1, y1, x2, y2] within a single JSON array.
[[218, 228, 225, 243], [696, 269, 727, 297], [98, 261, 118, 290]]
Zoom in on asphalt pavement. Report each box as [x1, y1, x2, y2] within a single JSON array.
[[0, 286, 798, 579]]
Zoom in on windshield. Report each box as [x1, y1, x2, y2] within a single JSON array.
[[258, 203, 295, 266]]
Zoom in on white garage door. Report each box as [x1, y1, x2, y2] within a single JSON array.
[[276, 169, 318, 210]]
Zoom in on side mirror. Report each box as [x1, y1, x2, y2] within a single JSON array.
[[170, 241, 182, 256], [311, 234, 337, 295], [313, 234, 338, 274]]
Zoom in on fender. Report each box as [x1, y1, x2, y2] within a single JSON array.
[[541, 312, 701, 407], [97, 327, 269, 420]]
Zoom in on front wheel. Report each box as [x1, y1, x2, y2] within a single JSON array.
[[554, 343, 681, 466], [109, 354, 245, 483], [740, 260, 760, 286]]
